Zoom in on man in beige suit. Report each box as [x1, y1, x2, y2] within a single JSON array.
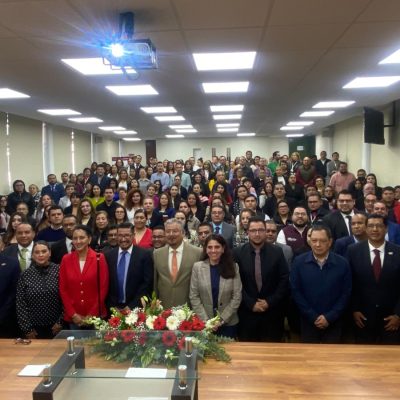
[[153, 218, 203, 308]]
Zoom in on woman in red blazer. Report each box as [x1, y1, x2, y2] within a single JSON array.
[[59, 224, 109, 328]]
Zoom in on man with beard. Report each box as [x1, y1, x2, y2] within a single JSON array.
[[50, 214, 77, 264]]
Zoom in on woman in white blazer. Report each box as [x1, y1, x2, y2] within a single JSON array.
[[189, 234, 242, 338]]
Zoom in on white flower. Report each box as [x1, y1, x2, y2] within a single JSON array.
[[173, 309, 186, 322], [146, 315, 157, 330], [205, 315, 220, 331], [166, 315, 180, 330], [125, 312, 138, 326]]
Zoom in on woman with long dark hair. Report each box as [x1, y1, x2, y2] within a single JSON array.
[[113, 204, 128, 225], [76, 198, 95, 228], [91, 211, 109, 252], [189, 234, 242, 338], [132, 209, 153, 248], [156, 192, 176, 220], [187, 192, 205, 222], [0, 212, 26, 251]]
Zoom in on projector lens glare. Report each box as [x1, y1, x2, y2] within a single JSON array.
[[111, 43, 125, 58]]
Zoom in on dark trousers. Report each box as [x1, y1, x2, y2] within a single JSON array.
[[354, 316, 400, 344], [300, 317, 342, 344]]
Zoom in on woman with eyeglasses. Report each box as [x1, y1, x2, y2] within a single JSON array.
[[16, 241, 63, 339]]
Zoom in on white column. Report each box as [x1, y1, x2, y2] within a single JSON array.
[[42, 122, 54, 184], [361, 142, 371, 173], [118, 139, 124, 157]]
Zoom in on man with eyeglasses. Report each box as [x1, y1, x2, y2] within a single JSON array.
[[210, 205, 235, 248], [265, 220, 293, 267], [196, 222, 212, 248], [322, 189, 355, 241], [105, 222, 153, 312], [347, 214, 400, 344], [152, 226, 167, 250], [307, 193, 329, 225], [234, 216, 289, 342]]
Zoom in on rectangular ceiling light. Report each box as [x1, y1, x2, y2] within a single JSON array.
[[202, 82, 249, 93], [61, 58, 136, 75], [213, 114, 242, 120], [114, 130, 137, 134], [140, 107, 177, 114], [169, 124, 193, 129], [0, 88, 30, 99], [312, 101, 354, 108], [176, 129, 197, 133], [286, 133, 304, 137], [300, 111, 334, 117], [106, 85, 158, 96], [38, 109, 81, 116], [193, 52, 256, 71], [287, 121, 314, 126], [99, 126, 125, 131], [68, 117, 103, 123], [166, 134, 184, 138], [343, 76, 400, 88], [216, 123, 240, 127], [210, 105, 244, 112], [379, 49, 400, 64], [280, 126, 304, 131], [123, 138, 142, 141], [237, 133, 255, 137], [218, 128, 239, 132], [155, 116, 185, 122]]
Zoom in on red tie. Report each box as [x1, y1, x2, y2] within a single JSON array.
[[372, 249, 381, 282]]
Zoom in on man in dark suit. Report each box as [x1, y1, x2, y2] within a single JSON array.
[[347, 214, 400, 344], [96, 187, 117, 219], [50, 214, 77, 264], [129, 155, 145, 180], [373, 201, 400, 246], [0, 253, 20, 337], [264, 220, 293, 267], [105, 222, 153, 311], [333, 213, 367, 257], [89, 164, 110, 193], [322, 190, 355, 242], [210, 205, 236, 248], [234, 216, 289, 342], [307, 193, 329, 225], [41, 173, 65, 204], [315, 151, 331, 179]]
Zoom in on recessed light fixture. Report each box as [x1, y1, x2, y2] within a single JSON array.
[[212, 114, 242, 120], [176, 129, 197, 133], [379, 49, 400, 64], [61, 58, 136, 75], [286, 121, 314, 126], [193, 52, 256, 71], [114, 130, 137, 135], [123, 138, 141, 141], [312, 101, 355, 108], [0, 88, 30, 99], [202, 82, 249, 93], [237, 133, 255, 137], [300, 111, 334, 117], [286, 133, 305, 138], [68, 117, 103, 123], [38, 109, 81, 116], [343, 76, 400, 89], [166, 134, 184, 138], [280, 126, 304, 131], [140, 107, 177, 114], [218, 128, 239, 132], [99, 126, 125, 131], [169, 124, 193, 129], [210, 105, 244, 112], [106, 85, 158, 96], [216, 123, 240, 127], [155, 116, 185, 122]]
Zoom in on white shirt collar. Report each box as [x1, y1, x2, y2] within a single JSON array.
[[169, 241, 184, 254], [119, 245, 133, 255], [368, 241, 385, 253], [18, 242, 33, 252]]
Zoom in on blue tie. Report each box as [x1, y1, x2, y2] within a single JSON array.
[[215, 226, 220, 234], [117, 251, 127, 303]]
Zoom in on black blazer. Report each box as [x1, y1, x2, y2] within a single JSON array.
[[50, 239, 68, 265], [1, 244, 19, 259], [322, 211, 351, 242], [333, 235, 356, 257], [105, 246, 154, 309], [315, 158, 331, 178], [347, 241, 400, 322], [147, 211, 164, 229], [233, 243, 289, 313]]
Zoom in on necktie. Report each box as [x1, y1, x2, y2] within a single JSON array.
[[346, 215, 352, 234], [254, 249, 262, 292], [117, 251, 127, 303], [171, 250, 178, 283], [19, 248, 28, 270], [215, 226, 220, 234], [372, 249, 381, 282]]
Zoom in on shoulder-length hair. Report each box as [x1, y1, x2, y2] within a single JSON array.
[[125, 188, 144, 210]]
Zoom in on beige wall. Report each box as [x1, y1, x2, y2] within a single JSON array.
[[73, 129, 92, 174]]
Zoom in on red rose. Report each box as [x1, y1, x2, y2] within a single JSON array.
[[108, 316, 121, 328], [137, 312, 146, 324], [179, 320, 192, 331], [153, 316, 166, 330], [161, 309, 172, 319], [191, 317, 205, 331], [177, 336, 186, 350], [120, 330, 136, 343], [162, 331, 177, 347], [104, 331, 118, 341]]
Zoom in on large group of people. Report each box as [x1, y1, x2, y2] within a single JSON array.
[[0, 150, 399, 344]]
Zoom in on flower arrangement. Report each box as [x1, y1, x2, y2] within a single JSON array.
[[86, 296, 231, 368]]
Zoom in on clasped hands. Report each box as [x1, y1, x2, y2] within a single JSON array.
[[252, 299, 269, 313]]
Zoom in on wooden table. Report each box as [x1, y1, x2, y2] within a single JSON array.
[[1, 340, 399, 400]]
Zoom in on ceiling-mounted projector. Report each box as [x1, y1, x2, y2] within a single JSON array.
[[102, 12, 157, 70]]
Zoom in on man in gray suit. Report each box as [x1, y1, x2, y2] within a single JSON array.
[[153, 218, 202, 308], [210, 205, 236, 248], [265, 220, 293, 267]]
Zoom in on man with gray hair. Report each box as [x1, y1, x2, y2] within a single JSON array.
[[153, 218, 202, 308]]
